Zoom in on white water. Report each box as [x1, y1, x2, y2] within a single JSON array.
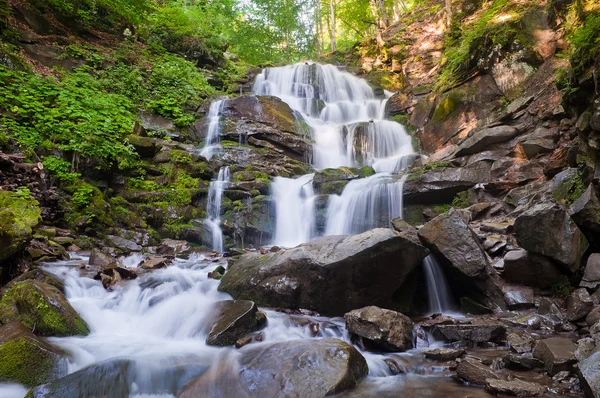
[[423, 255, 454, 315], [254, 63, 415, 246], [205, 166, 230, 252], [200, 99, 225, 160]]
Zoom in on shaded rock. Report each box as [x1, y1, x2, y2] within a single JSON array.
[[26, 240, 69, 262], [0, 280, 89, 337], [515, 203, 588, 272], [518, 138, 556, 158], [52, 237, 74, 246], [88, 249, 116, 267], [581, 254, 600, 289], [423, 348, 465, 361], [502, 353, 544, 370], [456, 357, 498, 385], [566, 288, 593, 322], [4, 269, 65, 294], [0, 321, 67, 387], [485, 378, 545, 396], [218, 228, 427, 316], [140, 257, 169, 270], [107, 235, 142, 252], [502, 249, 564, 288], [430, 322, 506, 344], [94, 266, 137, 290], [574, 337, 596, 361], [180, 338, 368, 398], [206, 300, 265, 347], [579, 350, 600, 397], [570, 184, 600, 247], [127, 135, 161, 158], [502, 285, 535, 309], [344, 306, 413, 352], [587, 307, 600, 326], [532, 337, 577, 375], [455, 126, 519, 157]]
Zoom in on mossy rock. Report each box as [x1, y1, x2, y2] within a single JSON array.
[[126, 135, 161, 158], [0, 321, 67, 387], [432, 93, 463, 123], [0, 280, 89, 337], [4, 269, 66, 294], [0, 191, 41, 262], [319, 180, 350, 195]]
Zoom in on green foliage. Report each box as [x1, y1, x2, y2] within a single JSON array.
[[407, 161, 450, 180], [43, 156, 81, 184], [569, 12, 600, 75], [551, 277, 574, 298], [72, 184, 95, 209], [552, 171, 586, 206]]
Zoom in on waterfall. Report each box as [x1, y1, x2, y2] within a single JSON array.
[[253, 63, 414, 246], [423, 255, 453, 315], [200, 99, 225, 160], [205, 166, 230, 252]]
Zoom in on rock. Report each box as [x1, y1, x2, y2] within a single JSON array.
[[140, 257, 169, 270], [107, 235, 142, 252], [206, 300, 265, 346], [570, 185, 600, 247], [417, 209, 488, 278], [26, 239, 69, 262], [502, 285, 535, 309], [575, 337, 596, 361], [566, 288, 594, 321], [502, 249, 564, 288], [455, 126, 519, 157], [514, 203, 588, 272], [429, 322, 506, 344], [0, 321, 67, 387], [485, 378, 546, 396], [423, 348, 465, 361], [88, 249, 116, 267], [0, 190, 41, 263], [502, 353, 544, 370], [51, 237, 74, 246], [456, 357, 498, 385], [156, 239, 191, 256], [126, 134, 161, 158], [532, 337, 577, 375], [180, 338, 368, 398], [579, 350, 600, 397], [344, 306, 414, 352], [581, 254, 600, 289], [0, 280, 89, 337], [4, 269, 65, 294], [518, 138, 556, 158], [218, 228, 427, 316], [587, 307, 600, 326], [93, 266, 137, 289]]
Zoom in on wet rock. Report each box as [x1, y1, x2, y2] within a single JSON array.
[[0, 280, 89, 337], [578, 350, 600, 397], [206, 300, 265, 347], [26, 239, 69, 262], [502, 285, 535, 309], [507, 331, 536, 354], [532, 337, 577, 375], [514, 202, 588, 272], [581, 254, 600, 289], [456, 357, 499, 385], [0, 321, 67, 387], [88, 249, 116, 267], [429, 322, 506, 344], [156, 239, 191, 256], [107, 235, 142, 252], [502, 353, 544, 370], [140, 256, 169, 270], [384, 358, 407, 374], [219, 228, 427, 316], [485, 378, 546, 396], [180, 338, 368, 398], [94, 266, 138, 289], [569, 184, 600, 246], [423, 348, 465, 361], [455, 126, 519, 157], [502, 249, 564, 288], [344, 306, 414, 352], [566, 288, 594, 321]]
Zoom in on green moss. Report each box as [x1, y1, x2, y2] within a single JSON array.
[[407, 161, 450, 181], [432, 93, 462, 123], [551, 277, 574, 298], [552, 171, 585, 206], [0, 337, 59, 387], [0, 190, 41, 261], [357, 166, 376, 178], [169, 149, 193, 165]]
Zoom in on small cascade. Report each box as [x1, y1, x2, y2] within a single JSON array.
[[271, 174, 316, 247], [252, 63, 415, 246], [205, 166, 230, 252], [423, 254, 453, 315], [200, 99, 225, 160]]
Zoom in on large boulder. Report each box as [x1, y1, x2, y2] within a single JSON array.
[[180, 338, 368, 398], [0, 321, 67, 387], [456, 358, 498, 385], [455, 125, 519, 157], [218, 228, 427, 316], [579, 350, 600, 398], [570, 184, 600, 246], [206, 300, 265, 346], [515, 203, 588, 272], [502, 249, 564, 289], [0, 190, 41, 263], [581, 254, 600, 289], [0, 280, 89, 337], [485, 378, 546, 396], [344, 306, 413, 352], [566, 288, 594, 322], [429, 322, 506, 345], [532, 337, 577, 375]]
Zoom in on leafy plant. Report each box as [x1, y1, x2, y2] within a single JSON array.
[[72, 184, 95, 209], [43, 156, 81, 184]]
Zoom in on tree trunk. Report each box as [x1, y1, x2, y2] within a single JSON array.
[[330, 0, 336, 52], [445, 0, 452, 27], [378, 0, 389, 28]]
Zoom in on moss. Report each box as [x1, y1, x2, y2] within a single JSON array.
[[0, 337, 59, 387], [407, 161, 450, 181], [551, 277, 574, 298], [0, 280, 89, 337], [432, 93, 462, 123], [0, 190, 41, 261], [433, 204, 452, 214], [357, 166, 376, 178], [319, 180, 350, 195], [552, 171, 586, 206], [169, 149, 193, 165]]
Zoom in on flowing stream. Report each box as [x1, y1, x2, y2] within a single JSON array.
[[253, 63, 415, 246], [423, 254, 454, 315], [205, 166, 230, 252]]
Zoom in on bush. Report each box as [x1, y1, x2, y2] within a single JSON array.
[[570, 12, 600, 75]]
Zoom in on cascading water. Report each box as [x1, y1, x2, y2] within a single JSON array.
[[423, 254, 454, 315], [205, 166, 230, 252], [200, 99, 225, 160], [254, 63, 415, 246]]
